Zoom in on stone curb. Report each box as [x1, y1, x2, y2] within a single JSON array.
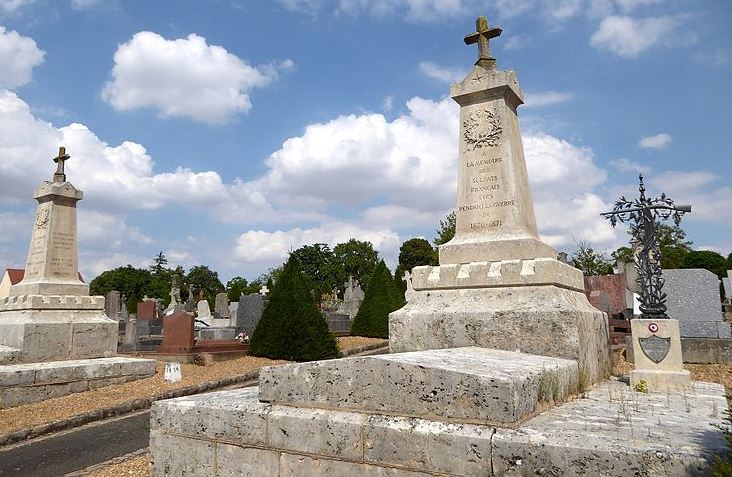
[[0, 341, 389, 448]]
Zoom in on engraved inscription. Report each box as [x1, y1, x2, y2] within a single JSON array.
[[463, 109, 502, 150], [35, 209, 49, 229]]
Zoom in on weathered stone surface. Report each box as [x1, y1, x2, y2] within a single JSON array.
[[389, 286, 610, 385], [0, 356, 155, 408], [260, 347, 578, 425], [268, 406, 364, 460], [236, 293, 265, 335], [150, 430, 213, 477], [217, 444, 278, 477], [0, 309, 117, 363], [151, 379, 727, 476], [0, 345, 21, 365], [682, 337, 732, 364], [630, 318, 690, 392], [665, 269, 725, 338], [363, 415, 492, 475], [492, 380, 727, 476]]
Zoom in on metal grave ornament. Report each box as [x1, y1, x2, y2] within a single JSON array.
[[639, 334, 671, 364]]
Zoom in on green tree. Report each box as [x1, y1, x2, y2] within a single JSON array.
[[398, 238, 437, 272], [149, 251, 168, 274], [726, 253, 732, 273], [351, 261, 405, 338], [185, 265, 224, 305], [226, 276, 249, 302], [656, 224, 693, 269], [681, 250, 727, 278], [612, 246, 634, 265], [571, 240, 614, 276], [434, 211, 456, 246], [249, 256, 340, 361], [332, 239, 380, 292], [290, 243, 337, 302], [90, 265, 155, 311]]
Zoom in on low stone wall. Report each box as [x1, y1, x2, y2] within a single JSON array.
[[0, 357, 156, 408], [625, 336, 732, 364]]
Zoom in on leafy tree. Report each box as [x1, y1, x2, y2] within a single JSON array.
[[91, 265, 154, 306], [681, 250, 727, 278], [332, 239, 380, 292], [185, 265, 224, 305], [249, 256, 340, 361], [434, 211, 456, 246], [571, 240, 614, 276], [727, 253, 732, 273], [226, 276, 249, 302], [351, 261, 405, 338], [398, 238, 437, 272], [149, 251, 168, 274], [290, 243, 338, 302], [656, 224, 693, 269], [612, 246, 634, 265]]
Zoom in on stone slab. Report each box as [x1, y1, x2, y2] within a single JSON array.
[[389, 285, 610, 385], [664, 269, 724, 338], [0, 356, 156, 408], [151, 379, 727, 476], [0, 345, 21, 365], [260, 347, 579, 426], [0, 308, 117, 363], [630, 318, 690, 392]]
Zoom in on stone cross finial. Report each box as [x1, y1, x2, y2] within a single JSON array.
[[464, 16, 502, 70], [53, 146, 70, 183]]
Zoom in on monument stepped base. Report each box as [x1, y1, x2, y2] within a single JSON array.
[[259, 348, 579, 426], [0, 356, 156, 408], [151, 379, 727, 476]]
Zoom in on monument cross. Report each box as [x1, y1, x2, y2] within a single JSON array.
[[464, 16, 502, 69], [602, 174, 691, 319], [53, 146, 70, 183]]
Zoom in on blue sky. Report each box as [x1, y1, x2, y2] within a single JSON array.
[[0, 0, 730, 283]]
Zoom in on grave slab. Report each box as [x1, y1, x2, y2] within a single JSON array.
[[260, 347, 579, 426]]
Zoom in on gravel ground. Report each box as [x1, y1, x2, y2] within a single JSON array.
[[0, 336, 386, 436], [88, 453, 150, 477]]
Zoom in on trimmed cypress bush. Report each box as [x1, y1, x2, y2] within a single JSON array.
[[249, 256, 340, 361], [351, 260, 406, 338]]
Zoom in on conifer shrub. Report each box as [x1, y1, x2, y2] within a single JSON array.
[[249, 256, 340, 361], [351, 260, 406, 338]]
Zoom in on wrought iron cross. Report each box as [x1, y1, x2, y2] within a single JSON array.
[[464, 16, 502, 70], [53, 146, 70, 183], [601, 174, 691, 319]]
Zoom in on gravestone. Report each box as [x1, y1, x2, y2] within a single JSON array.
[[336, 276, 364, 318], [723, 271, 731, 303], [105, 290, 122, 321], [159, 311, 195, 354], [236, 293, 265, 335], [664, 268, 729, 339], [120, 319, 137, 352], [324, 311, 351, 334], [196, 299, 212, 325], [214, 292, 229, 318], [136, 300, 157, 320], [583, 274, 629, 318], [228, 302, 239, 326]]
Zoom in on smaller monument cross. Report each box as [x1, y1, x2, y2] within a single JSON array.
[[53, 146, 70, 183], [464, 16, 502, 70]]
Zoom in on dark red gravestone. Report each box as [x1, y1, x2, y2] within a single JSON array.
[[159, 311, 195, 353], [583, 274, 628, 316], [136, 300, 158, 320]]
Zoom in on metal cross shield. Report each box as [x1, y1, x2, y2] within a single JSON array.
[[639, 335, 671, 364]]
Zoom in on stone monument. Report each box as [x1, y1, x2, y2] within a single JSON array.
[[150, 19, 727, 475], [0, 147, 155, 407], [214, 292, 229, 319], [336, 276, 364, 319]]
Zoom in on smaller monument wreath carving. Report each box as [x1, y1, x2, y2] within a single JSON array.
[[463, 109, 502, 150]]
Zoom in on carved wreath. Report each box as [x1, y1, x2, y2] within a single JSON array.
[[35, 209, 49, 229], [463, 109, 502, 150]]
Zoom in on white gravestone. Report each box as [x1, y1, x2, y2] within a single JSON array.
[[164, 362, 182, 383]]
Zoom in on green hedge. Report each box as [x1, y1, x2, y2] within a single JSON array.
[[351, 261, 405, 338], [249, 256, 340, 361]]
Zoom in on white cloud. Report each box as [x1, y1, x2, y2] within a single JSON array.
[[382, 95, 393, 112], [503, 35, 530, 51], [638, 132, 671, 149], [418, 61, 466, 83], [522, 91, 573, 108], [234, 222, 401, 263], [0, 26, 44, 89], [70, 0, 101, 10], [648, 171, 731, 222], [78, 210, 153, 250], [609, 157, 650, 173], [0, 0, 33, 13], [102, 31, 292, 124], [590, 15, 678, 57]]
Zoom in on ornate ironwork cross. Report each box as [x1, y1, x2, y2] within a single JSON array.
[[601, 174, 691, 319], [53, 146, 70, 183], [464, 16, 502, 70]]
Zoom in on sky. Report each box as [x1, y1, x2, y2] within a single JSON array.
[[0, 0, 730, 284]]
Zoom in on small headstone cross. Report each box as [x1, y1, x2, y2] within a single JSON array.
[[53, 146, 70, 183], [464, 16, 502, 70], [259, 285, 269, 296]]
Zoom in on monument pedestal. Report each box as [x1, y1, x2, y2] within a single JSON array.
[[629, 318, 691, 392]]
